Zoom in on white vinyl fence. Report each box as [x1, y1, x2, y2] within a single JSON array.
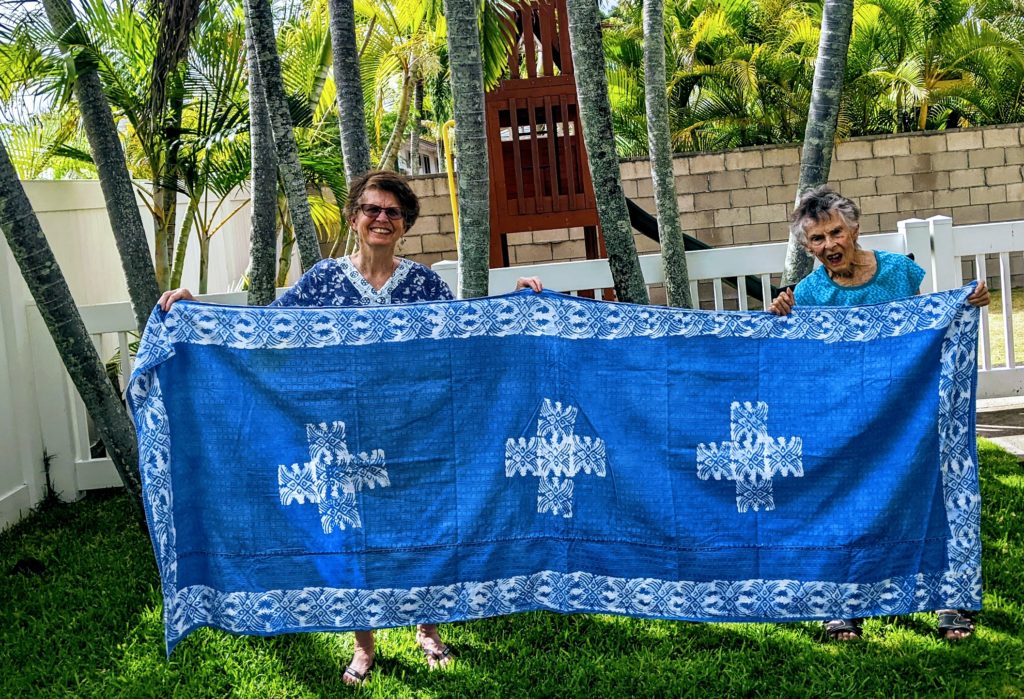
[[1, 215, 1020, 532]]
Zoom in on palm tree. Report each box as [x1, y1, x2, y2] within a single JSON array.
[[643, 0, 691, 308], [243, 0, 322, 273], [246, 8, 278, 306], [566, 0, 647, 304], [443, 0, 490, 297], [328, 0, 372, 181], [781, 0, 854, 287], [0, 135, 142, 511], [38, 0, 159, 332]]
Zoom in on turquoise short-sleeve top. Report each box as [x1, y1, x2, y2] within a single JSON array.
[[793, 250, 925, 307]]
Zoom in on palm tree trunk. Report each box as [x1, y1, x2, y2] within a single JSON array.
[[40, 0, 160, 332], [243, 0, 322, 273], [276, 193, 295, 287], [169, 197, 197, 289], [156, 81, 185, 289], [327, 0, 372, 182], [566, 0, 647, 304], [247, 14, 279, 306], [0, 137, 143, 513], [379, 68, 414, 172], [410, 79, 424, 176], [198, 235, 211, 294], [443, 0, 490, 298], [782, 0, 854, 286], [643, 0, 691, 308]]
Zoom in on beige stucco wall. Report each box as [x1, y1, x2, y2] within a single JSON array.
[[400, 123, 1024, 272]]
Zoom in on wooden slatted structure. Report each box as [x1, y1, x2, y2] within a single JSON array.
[[485, 0, 605, 267]]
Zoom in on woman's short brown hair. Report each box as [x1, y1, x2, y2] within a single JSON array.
[[344, 170, 420, 229]]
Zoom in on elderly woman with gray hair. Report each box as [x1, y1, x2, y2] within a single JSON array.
[[769, 186, 989, 642]]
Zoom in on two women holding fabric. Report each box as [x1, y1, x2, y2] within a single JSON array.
[[160, 176, 987, 679], [768, 186, 990, 641]]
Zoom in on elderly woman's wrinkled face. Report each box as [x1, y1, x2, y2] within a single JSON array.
[[353, 188, 406, 252], [803, 211, 859, 277]]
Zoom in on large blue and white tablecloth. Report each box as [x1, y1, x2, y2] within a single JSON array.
[[127, 287, 982, 653]]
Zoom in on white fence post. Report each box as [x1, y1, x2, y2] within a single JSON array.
[[897, 218, 934, 292], [929, 216, 958, 291]]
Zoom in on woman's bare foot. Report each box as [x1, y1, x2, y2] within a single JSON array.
[[342, 630, 375, 685], [416, 624, 453, 669]]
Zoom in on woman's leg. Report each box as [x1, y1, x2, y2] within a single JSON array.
[[342, 630, 375, 685], [416, 624, 453, 669]]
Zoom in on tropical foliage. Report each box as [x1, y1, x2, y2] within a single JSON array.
[[3, 0, 1024, 285], [604, 0, 1024, 156]]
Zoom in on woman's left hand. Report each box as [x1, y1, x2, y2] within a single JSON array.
[[967, 280, 990, 308], [515, 276, 544, 293]]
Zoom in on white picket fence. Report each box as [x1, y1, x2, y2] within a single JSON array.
[[1, 215, 1020, 531]]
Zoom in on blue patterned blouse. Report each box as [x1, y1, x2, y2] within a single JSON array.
[[271, 256, 454, 307], [794, 250, 925, 307]]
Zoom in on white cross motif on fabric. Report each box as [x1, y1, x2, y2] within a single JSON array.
[[277, 421, 389, 532], [505, 399, 607, 518], [696, 401, 803, 513]]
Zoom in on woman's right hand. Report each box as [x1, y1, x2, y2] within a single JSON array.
[[158, 288, 195, 311], [768, 288, 795, 315]]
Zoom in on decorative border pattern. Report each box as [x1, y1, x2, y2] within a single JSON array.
[[127, 287, 982, 653], [164, 567, 981, 639], [160, 289, 969, 349]]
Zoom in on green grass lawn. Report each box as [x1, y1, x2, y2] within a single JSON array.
[[986, 287, 1024, 369], [2, 440, 1023, 698]]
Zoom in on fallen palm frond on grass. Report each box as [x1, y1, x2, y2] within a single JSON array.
[[2, 440, 1022, 698]]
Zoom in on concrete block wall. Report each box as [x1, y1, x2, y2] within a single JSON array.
[[401, 123, 1024, 285]]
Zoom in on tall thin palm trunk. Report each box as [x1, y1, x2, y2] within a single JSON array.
[[782, 0, 854, 286], [0, 137, 143, 512], [444, 0, 490, 298], [169, 197, 197, 289], [155, 81, 184, 290], [243, 0, 321, 273], [327, 0, 372, 182], [566, 0, 647, 304], [379, 68, 414, 172], [643, 0, 691, 308], [40, 0, 159, 332], [246, 14, 279, 306], [276, 193, 295, 287], [410, 80, 424, 176]]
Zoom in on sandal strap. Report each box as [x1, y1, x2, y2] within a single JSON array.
[[344, 664, 371, 682], [937, 611, 974, 632], [824, 618, 863, 636], [422, 644, 453, 660]]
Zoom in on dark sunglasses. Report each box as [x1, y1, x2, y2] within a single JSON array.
[[358, 204, 404, 220]]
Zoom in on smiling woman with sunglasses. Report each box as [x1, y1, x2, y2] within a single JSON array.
[[157, 170, 541, 684], [159, 170, 543, 309]]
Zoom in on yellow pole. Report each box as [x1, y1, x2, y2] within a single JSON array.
[[441, 120, 459, 247]]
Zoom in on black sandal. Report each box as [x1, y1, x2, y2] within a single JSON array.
[[421, 644, 454, 669], [824, 618, 863, 641], [343, 662, 373, 685], [937, 610, 975, 640]]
